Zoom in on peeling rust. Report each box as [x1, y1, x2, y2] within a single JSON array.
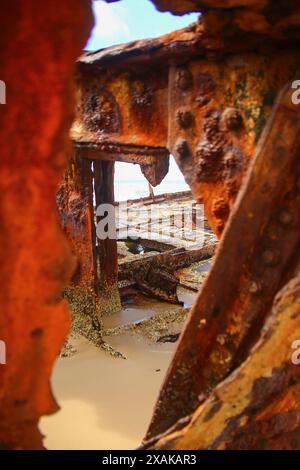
[[4, 0, 300, 452], [176, 67, 193, 91], [82, 88, 121, 134]]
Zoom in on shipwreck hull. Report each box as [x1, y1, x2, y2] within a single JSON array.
[[2, 0, 300, 450]]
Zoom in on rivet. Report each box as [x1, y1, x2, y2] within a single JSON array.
[[176, 68, 193, 91], [262, 249, 279, 266], [176, 110, 194, 129], [196, 95, 210, 107], [278, 209, 293, 226], [221, 107, 244, 131]]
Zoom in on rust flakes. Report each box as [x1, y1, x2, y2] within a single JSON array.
[[82, 88, 120, 134], [221, 107, 244, 132], [176, 110, 194, 129], [195, 72, 216, 107], [130, 79, 153, 108], [175, 139, 191, 161], [196, 110, 225, 182], [212, 198, 229, 222], [223, 146, 244, 178], [212, 197, 230, 234], [176, 66, 193, 91]]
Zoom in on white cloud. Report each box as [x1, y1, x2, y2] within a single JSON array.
[[90, 0, 131, 44]]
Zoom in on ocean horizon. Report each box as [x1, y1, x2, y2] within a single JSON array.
[[114, 158, 189, 201], [114, 178, 189, 201]]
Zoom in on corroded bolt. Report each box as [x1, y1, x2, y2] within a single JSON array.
[[262, 249, 279, 266], [176, 68, 193, 90], [196, 95, 210, 107], [175, 139, 190, 160], [221, 107, 244, 131], [278, 209, 293, 226], [176, 110, 194, 129]]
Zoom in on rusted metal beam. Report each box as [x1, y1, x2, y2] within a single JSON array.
[[0, 0, 92, 450], [76, 143, 170, 188], [60, 5, 300, 449], [74, 21, 300, 236], [169, 53, 300, 236], [119, 243, 216, 303], [145, 82, 300, 440], [119, 243, 216, 283], [152, 0, 300, 47], [94, 160, 121, 315], [57, 152, 98, 292], [143, 268, 300, 450]]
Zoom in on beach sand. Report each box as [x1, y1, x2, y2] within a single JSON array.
[[40, 330, 177, 450], [40, 288, 197, 450]]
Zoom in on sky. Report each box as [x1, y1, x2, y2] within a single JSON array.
[[86, 0, 198, 198], [86, 0, 198, 50]]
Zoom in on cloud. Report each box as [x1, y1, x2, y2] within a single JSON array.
[[87, 0, 131, 48]]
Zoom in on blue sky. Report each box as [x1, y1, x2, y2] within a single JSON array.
[[86, 0, 197, 198], [86, 0, 198, 50]]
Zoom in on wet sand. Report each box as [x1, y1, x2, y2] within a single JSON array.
[[40, 332, 177, 450], [40, 288, 196, 450]]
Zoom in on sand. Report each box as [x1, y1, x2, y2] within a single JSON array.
[[39, 331, 177, 450], [39, 288, 196, 450]]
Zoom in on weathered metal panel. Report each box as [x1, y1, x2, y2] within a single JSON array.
[[146, 83, 300, 442], [73, 67, 169, 149], [170, 51, 300, 235]]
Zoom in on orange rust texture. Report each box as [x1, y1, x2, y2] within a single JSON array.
[[153, 0, 300, 43], [57, 153, 97, 291], [73, 66, 169, 150], [146, 83, 300, 442], [151, 272, 300, 450], [94, 160, 121, 315], [74, 20, 300, 237], [170, 52, 300, 236], [0, 0, 92, 449]]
